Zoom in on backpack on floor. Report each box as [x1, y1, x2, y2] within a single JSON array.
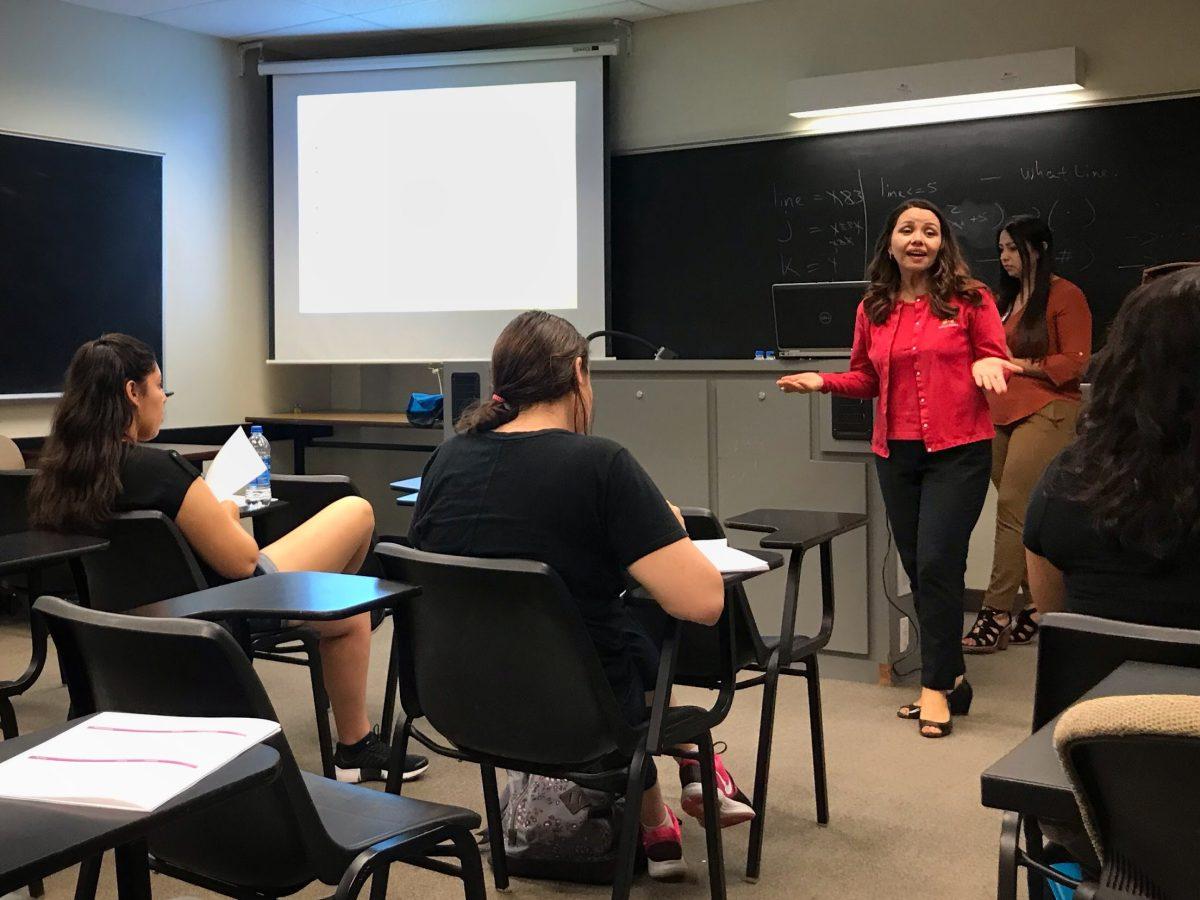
[[493, 771, 630, 884]]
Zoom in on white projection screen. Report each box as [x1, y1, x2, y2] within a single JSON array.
[[267, 50, 609, 362]]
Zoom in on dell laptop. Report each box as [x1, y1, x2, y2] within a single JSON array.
[[772, 281, 867, 359]]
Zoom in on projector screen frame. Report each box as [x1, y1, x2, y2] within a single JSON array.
[[264, 45, 615, 365]]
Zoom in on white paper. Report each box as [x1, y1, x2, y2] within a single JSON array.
[[0, 712, 280, 811], [693, 539, 770, 574], [204, 428, 266, 502]]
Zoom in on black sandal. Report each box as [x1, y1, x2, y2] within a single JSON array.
[[919, 716, 953, 738], [896, 679, 974, 721], [1009, 605, 1040, 645], [962, 607, 1013, 654]]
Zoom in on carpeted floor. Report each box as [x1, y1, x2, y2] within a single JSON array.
[[0, 613, 1038, 900]]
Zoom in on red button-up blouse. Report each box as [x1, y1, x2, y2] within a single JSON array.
[[820, 289, 1010, 457]]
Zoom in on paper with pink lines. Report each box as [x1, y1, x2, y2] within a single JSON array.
[[0, 712, 279, 811]]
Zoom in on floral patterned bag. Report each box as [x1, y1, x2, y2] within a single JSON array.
[[495, 771, 628, 884]]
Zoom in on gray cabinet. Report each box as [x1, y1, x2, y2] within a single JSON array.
[[715, 379, 869, 654], [590, 378, 710, 508]]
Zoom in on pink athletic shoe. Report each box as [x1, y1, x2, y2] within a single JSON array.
[[679, 754, 756, 827], [640, 805, 687, 881]]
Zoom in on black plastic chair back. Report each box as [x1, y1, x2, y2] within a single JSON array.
[[375, 543, 639, 768], [1034, 613, 1200, 730], [82, 511, 207, 613], [667, 509, 765, 684], [0, 469, 35, 535], [1068, 732, 1200, 897], [34, 597, 345, 889], [253, 475, 359, 548]]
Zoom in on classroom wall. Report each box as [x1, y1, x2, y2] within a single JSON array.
[[609, 0, 1200, 152], [0, 0, 328, 440]]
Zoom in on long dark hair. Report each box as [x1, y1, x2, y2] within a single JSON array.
[[29, 334, 158, 533], [1054, 268, 1200, 559], [863, 199, 983, 324], [457, 311, 590, 434], [996, 215, 1053, 359]]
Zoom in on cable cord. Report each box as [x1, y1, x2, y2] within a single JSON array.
[[879, 517, 922, 679]]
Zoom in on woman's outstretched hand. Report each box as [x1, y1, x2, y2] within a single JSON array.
[[777, 372, 825, 393], [972, 357, 1023, 394]]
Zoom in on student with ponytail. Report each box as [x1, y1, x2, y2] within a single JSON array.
[[411, 310, 753, 880]]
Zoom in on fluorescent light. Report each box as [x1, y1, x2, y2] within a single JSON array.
[[788, 48, 1085, 120], [795, 92, 1087, 136]]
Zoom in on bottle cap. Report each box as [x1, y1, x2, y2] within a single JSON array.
[[754, 350, 765, 359], [250, 424, 263, 434]]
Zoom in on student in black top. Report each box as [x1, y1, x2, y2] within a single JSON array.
[[1023, 268, 1200, 625], [29, 334, 427, 784], [410, 310, 751, 881]]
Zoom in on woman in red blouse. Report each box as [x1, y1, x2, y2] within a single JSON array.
[[963, 217, 1091, 653], [778, 199, 1018, 738]]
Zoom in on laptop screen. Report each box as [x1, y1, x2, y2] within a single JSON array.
[[772, 281, 866, 356]]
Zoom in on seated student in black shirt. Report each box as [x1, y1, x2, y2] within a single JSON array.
[[1023, 268, 1200, 626], [410, 310, 752, 881], [29, 333, 427, 784]]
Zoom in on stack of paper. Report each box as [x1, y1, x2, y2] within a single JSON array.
[[0, 712, 280, 811], [693, 539, 770, 574]]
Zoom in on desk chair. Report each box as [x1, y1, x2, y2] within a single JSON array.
[[998, 613, 1200, 900], [81, 510, 338, 778], [677, 508, 838, 881], [1055, 693, 1200, 899], [35, 596, 483, 900], [252, 474, 403, 736], [0, 470, 79, 610], [375, 542, 735, 900]]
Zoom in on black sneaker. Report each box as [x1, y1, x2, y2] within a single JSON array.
[[333, 730, 429, 784]]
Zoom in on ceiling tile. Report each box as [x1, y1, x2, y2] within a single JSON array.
[[304, 0, 409, 13], [146, 0, 338, 38], [358, 0, 618, 29], [516, 2, 664, 23], [250, 13, 390, 35], [62, 0, 210, 15]]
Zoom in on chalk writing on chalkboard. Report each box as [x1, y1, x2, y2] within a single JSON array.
[[612, 95, 1200, 359]]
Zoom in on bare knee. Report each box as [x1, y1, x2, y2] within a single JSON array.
[[334, 496, 375, 536], [315, 612, 371, 642]]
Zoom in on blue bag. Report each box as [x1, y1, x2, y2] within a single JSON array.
[[405, 392, 444, 427]]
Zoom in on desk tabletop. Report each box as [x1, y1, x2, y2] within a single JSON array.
[[724, 509, 869, 550], [247, 411, 418, 429], [129, 571, 420, 622], [0, 716, 279, 894], [0, 532, 110, 576], [980, 661, 1200, 821]]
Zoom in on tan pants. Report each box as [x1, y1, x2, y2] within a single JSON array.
[[982, 399, 1079, 613]]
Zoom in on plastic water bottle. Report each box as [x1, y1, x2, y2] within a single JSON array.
[[246, 425, 272, 505]]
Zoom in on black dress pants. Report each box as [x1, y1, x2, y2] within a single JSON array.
[[875, 440, 991, 690]]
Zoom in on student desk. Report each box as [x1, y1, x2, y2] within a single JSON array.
[[245, 412, 442, 475], [981, 661, 1200, 898], [128, 571, 418, 626], [0, 532, 109, 739], [0, 715, 280, 899]]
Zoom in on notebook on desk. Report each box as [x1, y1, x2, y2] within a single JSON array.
[[0, 712, 279, 811]]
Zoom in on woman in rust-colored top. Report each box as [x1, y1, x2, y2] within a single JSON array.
[[963, 216, 1091, 653]]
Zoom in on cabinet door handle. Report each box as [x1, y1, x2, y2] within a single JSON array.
[[758, 391, 766, 401], [635, 390, 645, 400]]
